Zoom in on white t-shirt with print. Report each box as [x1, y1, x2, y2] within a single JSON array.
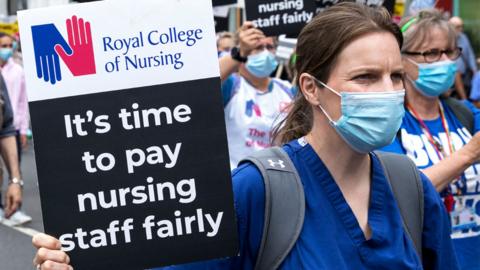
[[223, 75, 293, 169]]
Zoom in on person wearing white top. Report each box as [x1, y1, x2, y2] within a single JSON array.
[[219, 22, 294, 168]]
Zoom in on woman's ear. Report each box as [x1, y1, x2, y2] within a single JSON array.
[[299, 73, 321, 106]]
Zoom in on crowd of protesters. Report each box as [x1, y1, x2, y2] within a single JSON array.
[[0, 1, 475, 270]]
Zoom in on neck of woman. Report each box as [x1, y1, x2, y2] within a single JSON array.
[[307, 110, 372, 239], [405, 81, 441, 120], [306, 112, 371, 188], [239, 67, 271, 92]]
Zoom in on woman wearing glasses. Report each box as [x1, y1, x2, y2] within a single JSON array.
[[382, 9, 480, 269]]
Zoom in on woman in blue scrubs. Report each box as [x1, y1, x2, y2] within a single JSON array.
[[32, 3, 458, 270]]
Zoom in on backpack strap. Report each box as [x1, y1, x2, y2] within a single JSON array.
[[375, 151, 424, 260], [443, 97, 474, 134], [239, 147, 305, 270]]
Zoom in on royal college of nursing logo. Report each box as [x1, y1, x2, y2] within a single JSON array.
[[31, 15, 96, 85]]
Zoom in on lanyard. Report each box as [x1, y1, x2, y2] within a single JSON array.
[[406, 101, 455, 159], [406, 101, 457, 212]]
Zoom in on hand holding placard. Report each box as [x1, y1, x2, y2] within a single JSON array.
[[32, 24, 72, 84], [238, 22, 266, 57], [22, 0, 237, 268], [54, 16, 96, 76], [32, 233, 71, 270]]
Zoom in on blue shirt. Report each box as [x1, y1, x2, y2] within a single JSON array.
[[470, 72, 480, 101], [382, 100, 480, 269], [455, 33, 477, 75], [157, 139, 457, 269]]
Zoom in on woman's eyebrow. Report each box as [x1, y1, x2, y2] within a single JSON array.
[[347, 65, 404, 74], [346, 67, 383, 75], [392, 67, 405, 73]]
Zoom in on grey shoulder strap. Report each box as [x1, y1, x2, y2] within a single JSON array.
[[239, 147, 305, 270], [375, 151, 424, 260], [443, 97, 474, 134]]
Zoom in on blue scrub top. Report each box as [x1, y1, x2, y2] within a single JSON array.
[[382, 99, 480, 270], [157, 139, 457, 270]]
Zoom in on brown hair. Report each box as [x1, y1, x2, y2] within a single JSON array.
[[400, 9, 456, 52], [272, 2, 403, 145], [216, 31, 234, 47]]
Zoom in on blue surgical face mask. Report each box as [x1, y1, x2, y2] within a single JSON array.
[[0, 48, 12, 61], [246, 50, 278, 78], [408, 59, 457, 97], [314, 77, 405, 153]]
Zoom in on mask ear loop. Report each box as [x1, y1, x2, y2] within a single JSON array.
[[402, 56, 420, 90], [318, 104, 336, 125], [310, 75, 341, 97], [405, 57, 419, 66], [308, 74, 340, 124]]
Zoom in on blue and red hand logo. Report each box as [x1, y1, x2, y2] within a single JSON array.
[[245, 100, 262, 117], [32, 16, 96, 85]]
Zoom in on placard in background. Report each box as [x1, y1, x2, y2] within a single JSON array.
[[245, 0, 317, 37]]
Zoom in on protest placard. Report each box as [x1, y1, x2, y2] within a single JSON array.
[[245, 0, 317, 36], [18, 0, 238, 269], [356, 0, 395, 13], [383, 0, 396, 14], [315, 0, 396, 13], [215, 16, 230, 32], [276, 35, 297, 62], [315, 0, 339, 13]]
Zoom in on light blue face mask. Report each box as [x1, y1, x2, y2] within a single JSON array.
[[314, 78, 405, 153], [246, 50, 279, 78], [408, 59, 457, 97], [0, 48, 12, 61]]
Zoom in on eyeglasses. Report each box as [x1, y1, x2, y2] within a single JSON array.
[[402, 47, 462, 63]]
